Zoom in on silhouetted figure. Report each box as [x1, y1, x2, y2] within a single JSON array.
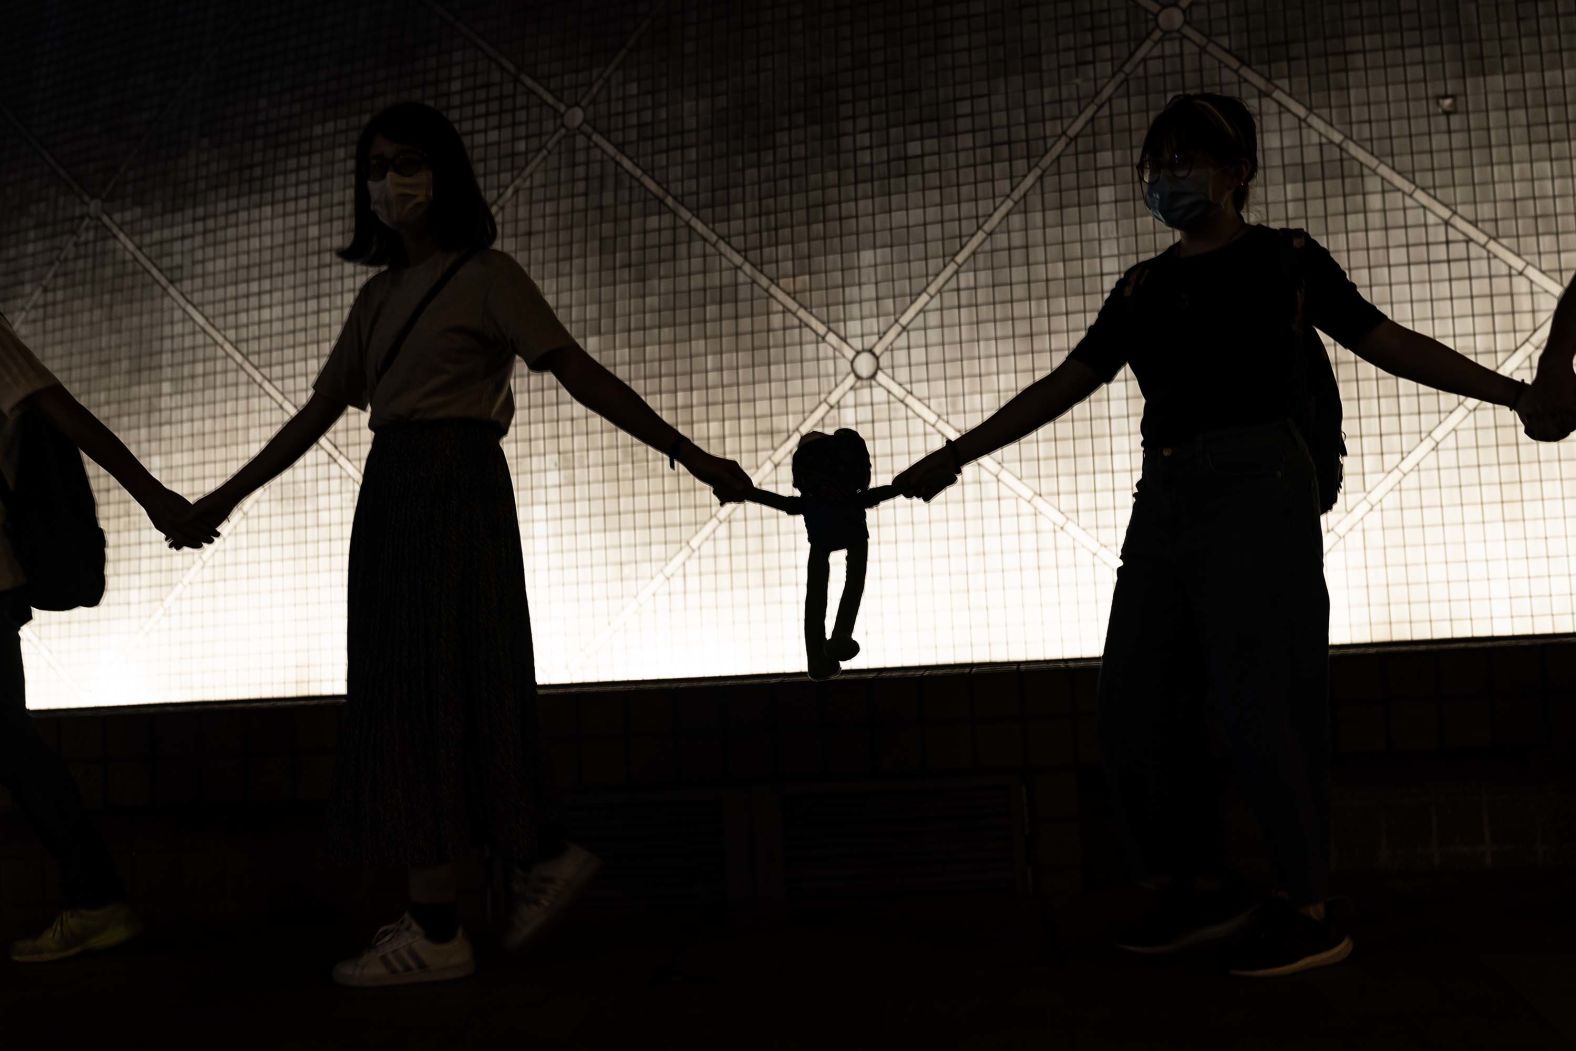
[[173, 102, 750, 987], [745, 429, 895, 680], [895, 92, 1531, 979], [0, 311, 215, 963], [1518, 271, 1576, 440]]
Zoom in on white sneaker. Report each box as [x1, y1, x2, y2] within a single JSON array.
[[332, 913, 476, 988], [503, 843, 601, 952], [9, 903, 143, 963]]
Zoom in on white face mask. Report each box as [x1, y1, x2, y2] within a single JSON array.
[[367, 170, 432, 228]]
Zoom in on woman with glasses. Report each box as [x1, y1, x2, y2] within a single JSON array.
[[893, 93, 1530, 977], [178, 102, 751, 986]]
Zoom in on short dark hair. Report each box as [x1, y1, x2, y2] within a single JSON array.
[[1138, 93, 1259, 213], [337, 102, 497, 267]]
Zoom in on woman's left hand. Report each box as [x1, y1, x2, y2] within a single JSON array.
[[893, 448, 960, 502]]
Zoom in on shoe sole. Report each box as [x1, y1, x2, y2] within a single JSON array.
[[1228, 935, 1354, 978], [9, 918, 144, 964], [503, 853, 603, 953], [334, 958, 477, 988], [1115, 908, 1257, 956]]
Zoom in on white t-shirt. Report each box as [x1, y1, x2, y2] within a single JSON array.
[[0, 315, 64, 591], [313, 248, 576, 432]]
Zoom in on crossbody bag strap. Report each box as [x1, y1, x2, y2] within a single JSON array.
[[374, 248, 481, 385]]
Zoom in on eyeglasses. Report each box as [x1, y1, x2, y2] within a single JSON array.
[[1136, 151, 1198, 187], [367, 153, 430, 181]]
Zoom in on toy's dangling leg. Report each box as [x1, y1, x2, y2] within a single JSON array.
[[804, 545, 839, 680], [826, 538, 867, 662]]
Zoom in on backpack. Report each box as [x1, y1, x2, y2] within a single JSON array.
[[1119, 226, 1346, 514], [0, 408, 107, 611]]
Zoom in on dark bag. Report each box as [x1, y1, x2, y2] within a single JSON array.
[[0, 408, 107, 611], [1119, 227, 1347, 513], [1275, 227, 1346, 514]]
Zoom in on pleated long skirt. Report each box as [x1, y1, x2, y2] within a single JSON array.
[[326, 419, 550, 867]]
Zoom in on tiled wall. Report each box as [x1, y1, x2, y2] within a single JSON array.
[[2, 642, 1572, 929], [2, 0, 1574, 706]]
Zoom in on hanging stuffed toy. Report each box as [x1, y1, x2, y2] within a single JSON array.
[[744, 429, 895, 680]]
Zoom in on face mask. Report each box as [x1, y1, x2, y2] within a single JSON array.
[[1144, 168, 1220, 229], [367, 170, 432, 228]]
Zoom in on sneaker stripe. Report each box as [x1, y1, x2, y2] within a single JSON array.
[[405, 947, 427, 971], [380, 952, 402, 975]]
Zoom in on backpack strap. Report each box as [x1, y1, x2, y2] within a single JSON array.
[[1274, 227, 1310, 336]]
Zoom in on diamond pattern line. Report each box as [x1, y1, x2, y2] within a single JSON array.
[[1150, 6, 1567, 549], [9, 50, 217, 327], [0, 98, 369, 651], [578, 0, 668, 111], [1322, 318, 1552, 554], [421, 1, 567, 115], [19, 625, 87, 707], [487, 0, 668, 216], [1171, 20, 1564, 297], [0, 104, 363, 483], [138, 487, 272, 635], [432, 3, 862, 363], [9, 214, 95, 327], [869, 27, 1165, 359], [565, 370, 862, 675], [541, 8, 1157, 669], [869, 368, 1123, 570]]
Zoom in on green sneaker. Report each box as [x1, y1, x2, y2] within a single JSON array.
[[10, 903, 143, 963]]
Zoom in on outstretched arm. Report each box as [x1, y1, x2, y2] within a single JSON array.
[[860, 484, 899, 508], [180, 390, 348, 545], [743, 486, 802, 515], [20, 384, 217, 548], [539, 345, 752, 502], [893, 358, 1103, 501], [1352, 319, 1525, 408]]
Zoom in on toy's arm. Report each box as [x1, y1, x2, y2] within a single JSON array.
[[744, 486, 803, 515], [860, 484, 899, 509]]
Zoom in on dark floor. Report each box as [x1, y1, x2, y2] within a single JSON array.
[[1, 870, 1572, 1050]]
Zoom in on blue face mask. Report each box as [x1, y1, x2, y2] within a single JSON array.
[[1144, 169, 1219, 229]]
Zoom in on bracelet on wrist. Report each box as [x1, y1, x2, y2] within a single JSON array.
[[666, 434, 690, 471], [944, 439, 963, 472]]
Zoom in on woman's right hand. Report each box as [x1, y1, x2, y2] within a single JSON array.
[[893, 447, 961, 502], [166, 490, 238, 550], [683, 448, 753, 503], [143, 484, 219, 549]]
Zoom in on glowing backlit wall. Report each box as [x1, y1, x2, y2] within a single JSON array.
[[1, 0, 1573, 708]]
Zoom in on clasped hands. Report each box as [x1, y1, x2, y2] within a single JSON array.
[[1516, 360, 1576, 443], [139, 486, 234, 551]]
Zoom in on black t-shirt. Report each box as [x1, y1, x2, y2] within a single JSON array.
[[1067, 225, 1387, 449]]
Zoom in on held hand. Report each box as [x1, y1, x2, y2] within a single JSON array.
[[683, 449, 753, 504], [1519, 364, 1576, 442], [893, 447, 960, 502], [165, 490, 235, 550], [142, 485, 218, 550]]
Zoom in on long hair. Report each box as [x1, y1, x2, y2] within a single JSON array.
[[1138, 93, 1259, 213], [337, 102, 497, 267]]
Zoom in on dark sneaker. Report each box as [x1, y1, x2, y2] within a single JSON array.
[[10, 903, 143, 963], [503, 843, 602, 952], [1114, 885, 1258, 955], [825, 636, 861, 662], [807, 645, 842, 680], [1226, 898, 1352, 978]]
